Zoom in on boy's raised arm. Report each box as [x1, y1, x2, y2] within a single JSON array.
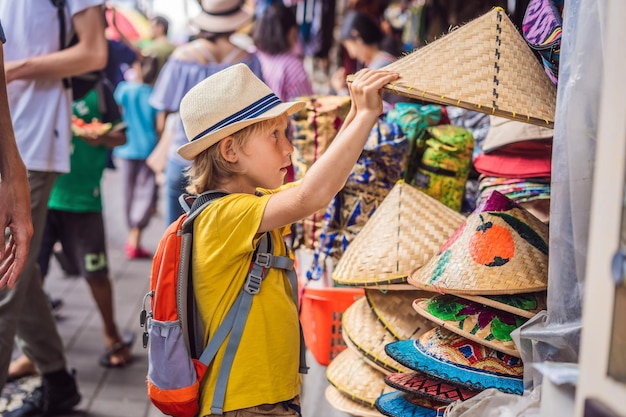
[[260, 69, 398, 233]]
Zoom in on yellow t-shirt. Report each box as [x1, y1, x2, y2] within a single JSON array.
[[192, 191, 301, 415]]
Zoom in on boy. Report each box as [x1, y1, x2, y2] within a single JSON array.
[[177, 63, 397, 416]]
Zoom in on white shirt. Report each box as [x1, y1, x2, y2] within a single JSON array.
[[0, 0, 103, 173]]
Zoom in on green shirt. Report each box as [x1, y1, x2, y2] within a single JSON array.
[[48, 85, 122, 212]]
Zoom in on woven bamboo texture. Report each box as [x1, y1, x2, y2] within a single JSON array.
[[409, 204, 549, 295], [342, 297, 412, 374], [325, 385, 385, 417], [326, 348, 396, 408], [332, 181, 466, 286], [449, 291, 547, 319], [350, 7, 556, 128], [365, 289, 435, 340]]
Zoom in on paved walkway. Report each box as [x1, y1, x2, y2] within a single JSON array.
[[1, 165, 347, 417]]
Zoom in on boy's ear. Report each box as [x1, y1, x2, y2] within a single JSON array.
[[220, 137, 238, 162]]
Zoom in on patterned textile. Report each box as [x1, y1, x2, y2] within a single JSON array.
[[477, 176, 551, 205], [290, 95, 352, 250], [306, 121, 407, 281], [414, 125, 474, 212]]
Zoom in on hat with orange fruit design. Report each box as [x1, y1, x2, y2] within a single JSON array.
[[408, 191, 549, 295]]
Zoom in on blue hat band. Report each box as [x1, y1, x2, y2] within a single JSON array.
[[191, 93, 282, 142]]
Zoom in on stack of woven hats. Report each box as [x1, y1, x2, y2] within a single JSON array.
[[377, 190, 549, 415], [324, 181, 467, 416], [331, 5, 557, 414]]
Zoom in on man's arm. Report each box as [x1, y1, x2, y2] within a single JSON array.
[[5, 5, 108, 83], [0, 40, 33, 290]]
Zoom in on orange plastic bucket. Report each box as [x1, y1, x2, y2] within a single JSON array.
[[299, 286, 364, 366]]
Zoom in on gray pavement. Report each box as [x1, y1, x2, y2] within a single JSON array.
[[1, 164, 349, 417]]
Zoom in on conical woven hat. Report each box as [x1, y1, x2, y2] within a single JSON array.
[[449, 291, 547, 319], [326, 348, 396, 407], [365, 289, 435, 340], [325, 385, 385, 417], [409, 191, 549, 295], [412, 295, 527, 357], [332, 182, 466, 286], [342, 297, 412, 374], [375, 7, 556, 127]]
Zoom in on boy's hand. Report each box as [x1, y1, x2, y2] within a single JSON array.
[[347, 69, 399, 116]]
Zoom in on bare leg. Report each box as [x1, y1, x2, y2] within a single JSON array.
[[86, 276, 131, 366]]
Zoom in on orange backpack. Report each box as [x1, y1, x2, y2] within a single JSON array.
[[140, 192, 307, 416]]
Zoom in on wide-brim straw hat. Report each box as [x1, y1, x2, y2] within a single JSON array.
[[449, 291, 547, 319], [371, 7, 557, 128], [178, 63, 305, 160], [375, 391, 447, 417], [364, 289, 435, 340], [325, 385, 385, 417], [190, 0, 253, 34], [332, 181, 466, 287], [385, 327, 524, 394], [412, 294, 527, 357], [483, 115, 553, 153], [326, 348, 396, 408], [408, 190, 549, 295], [384, 371, 481, 404], [342, 297, 412, 375]]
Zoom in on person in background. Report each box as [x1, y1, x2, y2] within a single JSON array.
[[29, 79, 132, 372], [0, 2, 108, 416], [330, 9, 401, 107], [252, 2, 313, 102], [137, 15, 175, 79], [114, 57, 160, 259], [0, 21, 33, 291], [149, 0, 263, 227]]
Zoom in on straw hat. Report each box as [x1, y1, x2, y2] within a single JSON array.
[[332, 181, 466, 286], [375, 391, 447, 417], [408, 191, 549, 295], [483, 115, 553, 153], [178, 63, 305, 160], [448, 291, 547, 319], [326, 348, 396, 408], [384, 372, 480, 404], [412, 294, 527, 357], [371, 7, 557, 127], [191, 0, 253, 34], [364, 289, 435, 340], [325, 385, 385, 417], [342, 297, 412, 374], [385, 327, 524, 394]]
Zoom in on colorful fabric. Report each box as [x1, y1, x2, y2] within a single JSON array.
[[477, 176, 551, 204], [306, 121, 407, 280], [414, 125, 474, 211], [290, 95, 352, 250], [522, 0, 563, 85]]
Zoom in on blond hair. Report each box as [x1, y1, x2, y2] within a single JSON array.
[[185, 115, 288, 194]]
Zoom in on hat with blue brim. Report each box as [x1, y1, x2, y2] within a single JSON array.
[[385, 327, 524, 394]]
